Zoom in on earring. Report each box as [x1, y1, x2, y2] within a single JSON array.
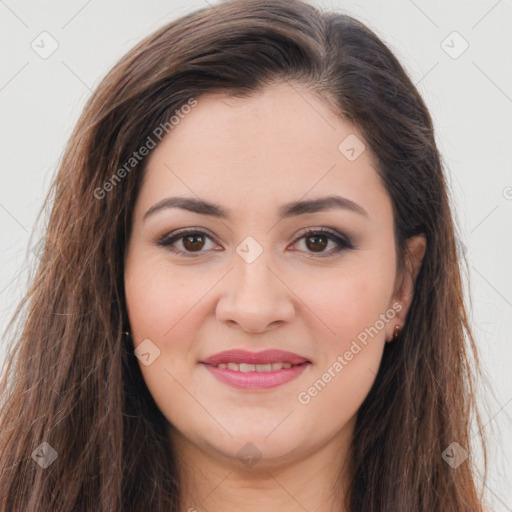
[[392, 324, 401, 341], [123, 331, 130, 337]]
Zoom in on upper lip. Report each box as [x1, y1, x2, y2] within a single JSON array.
[[201, 349, 310, 366]]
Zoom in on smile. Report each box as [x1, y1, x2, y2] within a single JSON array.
[[213, 362, 296, 371], [202, 361, 310, 390]]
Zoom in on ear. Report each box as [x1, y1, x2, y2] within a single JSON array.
[[385, 234, 427, 342]]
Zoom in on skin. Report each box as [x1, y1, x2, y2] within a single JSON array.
[[124, 81, 426, 512]]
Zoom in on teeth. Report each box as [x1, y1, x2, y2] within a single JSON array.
[[238, 363, 254, 372], [216, 362, 295, 372]]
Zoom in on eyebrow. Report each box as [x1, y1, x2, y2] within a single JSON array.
[[143, 195, 368, 221]]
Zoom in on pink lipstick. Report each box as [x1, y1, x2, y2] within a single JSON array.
[[200, 349, 311, 390]]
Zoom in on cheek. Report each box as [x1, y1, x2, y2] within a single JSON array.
[[294, 269, 393, 429], [123, 254, 207, 404], [303, 262, 395, 346], [124, 255, 209, 427], [124, 254, 206, 340]]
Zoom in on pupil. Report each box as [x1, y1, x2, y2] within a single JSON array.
[[306, 235, 327, 252], [183, 234, 204, 251]]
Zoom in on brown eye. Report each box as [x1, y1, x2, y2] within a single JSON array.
[[157, 229, 218, 256], [182, 234, 206, 252], [304, 234, 328, 252], [292, 228, 354, 258]]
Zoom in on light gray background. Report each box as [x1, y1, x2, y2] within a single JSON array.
[[1, 0, 511, 509]]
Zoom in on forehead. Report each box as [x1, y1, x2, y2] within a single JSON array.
[[138, 82, 388, 221]]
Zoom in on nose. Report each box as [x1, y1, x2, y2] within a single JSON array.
[[215, 251, 296, 334]]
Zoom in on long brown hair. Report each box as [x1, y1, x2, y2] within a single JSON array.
[[0, 0, 488, 510]]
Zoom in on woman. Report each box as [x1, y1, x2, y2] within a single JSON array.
[[0, 0, 488, 510]]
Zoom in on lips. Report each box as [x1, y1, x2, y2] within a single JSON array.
[[201, 349, 310, 366], [201, 349, 311, 390]]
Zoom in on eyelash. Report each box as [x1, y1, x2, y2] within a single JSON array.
[[156, 227, 355, 258]]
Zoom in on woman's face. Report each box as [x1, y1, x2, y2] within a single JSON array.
[[124, 81, 424, 469]]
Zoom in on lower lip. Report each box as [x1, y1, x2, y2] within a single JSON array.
[[202, 362, 310, 390]]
